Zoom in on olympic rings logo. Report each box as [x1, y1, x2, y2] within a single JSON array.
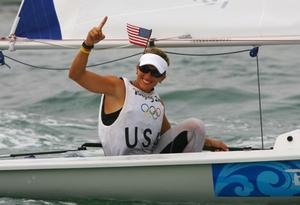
[[141, 103, 161, 120]]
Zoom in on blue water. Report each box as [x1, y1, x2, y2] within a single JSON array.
[[1, 3, 300, 205]]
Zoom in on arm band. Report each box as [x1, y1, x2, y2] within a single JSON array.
[[82, 41, 94, 50], [80, 46, 91, 54]]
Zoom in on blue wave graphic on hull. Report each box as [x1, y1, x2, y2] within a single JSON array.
[[212, 160, 300, 196]]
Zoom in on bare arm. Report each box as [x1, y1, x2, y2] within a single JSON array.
[[69, 16, 123, 96], [204, 137, 229, 151]]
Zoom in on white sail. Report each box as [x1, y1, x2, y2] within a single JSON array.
[[1, 0, 300, 50]]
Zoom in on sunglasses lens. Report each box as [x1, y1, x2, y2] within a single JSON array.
[[139, 66, 162, 78], [151, 70, 162, 77], [139, 66, 150, 73]]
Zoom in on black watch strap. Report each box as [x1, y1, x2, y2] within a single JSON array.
[[82, 41, 94, 50]]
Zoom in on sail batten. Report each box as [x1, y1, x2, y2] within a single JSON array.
[[2, 0, 300, 50]]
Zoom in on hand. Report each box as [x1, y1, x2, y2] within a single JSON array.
[[205, 137, 229, 151], [85, 16, 108, 46]]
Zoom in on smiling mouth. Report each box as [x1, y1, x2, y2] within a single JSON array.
[[142, 79, 152, 85]]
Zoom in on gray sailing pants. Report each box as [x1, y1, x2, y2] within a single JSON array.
[[153, 118, 206, 153]]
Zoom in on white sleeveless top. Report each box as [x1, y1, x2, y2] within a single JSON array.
[[98, 78, 165, 156]]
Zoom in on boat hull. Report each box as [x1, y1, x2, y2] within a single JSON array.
[[0, 164, 212, 201], [1, 130, 300, 202], [1, 153, 300, 203]]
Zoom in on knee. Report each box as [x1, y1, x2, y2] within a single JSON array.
[[182, 118, 205, 135]]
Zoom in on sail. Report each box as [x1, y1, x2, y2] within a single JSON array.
[[1, 0, 300, 50]]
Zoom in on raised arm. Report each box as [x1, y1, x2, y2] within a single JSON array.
[[69, 16, 123, 96]]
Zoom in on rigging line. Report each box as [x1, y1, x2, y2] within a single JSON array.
[[165, 48, 251, 57], [256, 54, 264, 150], [87, 52, 142, 67], [249, 47, 264, 149], [3, 51, 143, 71], [3, 54, 68, 70]]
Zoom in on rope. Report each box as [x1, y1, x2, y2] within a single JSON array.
[[2, 51, 142, 71], [1, 48, 252, 70], [255, 54, 264, 150], [3, 55, 67, 70], [249, 47, 264, 150], [87, 52, 142, 68], [165, 48, 251, 56]]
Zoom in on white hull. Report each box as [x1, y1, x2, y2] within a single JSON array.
[[1, 132, 300, 203]]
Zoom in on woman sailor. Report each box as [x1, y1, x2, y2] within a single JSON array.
[[69, 16, 228, 156]]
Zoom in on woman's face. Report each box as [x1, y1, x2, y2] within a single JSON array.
[[135, 65, 165, 93]]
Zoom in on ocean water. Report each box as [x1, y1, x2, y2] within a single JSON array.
[[1, 3, 300, 205]]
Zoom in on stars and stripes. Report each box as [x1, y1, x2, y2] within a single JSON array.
[[127, 23, 152, 47]]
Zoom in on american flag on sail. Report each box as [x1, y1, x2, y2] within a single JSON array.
[[127, 23, 152, 47]]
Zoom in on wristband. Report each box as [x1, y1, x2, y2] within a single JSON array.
[[82, 41, 94, 50], [80, 46, 91, 54]]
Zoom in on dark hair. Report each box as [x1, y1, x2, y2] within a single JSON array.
[[144, 47, 170, 66]]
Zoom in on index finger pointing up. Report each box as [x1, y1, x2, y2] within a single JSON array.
[[98, 16, 108, 30]]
